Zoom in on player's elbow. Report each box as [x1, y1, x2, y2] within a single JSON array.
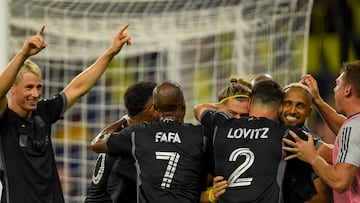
[[91, 141, 108, 153], [332, 180, 352, 193]]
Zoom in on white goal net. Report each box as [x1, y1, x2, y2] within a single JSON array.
[[7, 0, 313, 202]]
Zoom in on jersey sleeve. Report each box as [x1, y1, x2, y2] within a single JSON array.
[[200, 109, 229, 131], [106, 128, 132, 156], [199, 109, 216, 129], [284, 126, 322, 150], [337, 118, 360, 167], [37, 92, 66, 124]]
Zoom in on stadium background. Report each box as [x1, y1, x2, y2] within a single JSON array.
[[1, 0, 360, 202]]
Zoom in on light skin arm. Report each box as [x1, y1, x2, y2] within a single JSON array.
[[0, 26, 47, 117], [283, 130, 358, 193], [316, 142, 333, 164], [300, 74, 346, 140], [62, 24, 131, 111], [193, 103, 219, 121]]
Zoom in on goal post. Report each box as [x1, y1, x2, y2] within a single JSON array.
[[7, 0, 314, 202]]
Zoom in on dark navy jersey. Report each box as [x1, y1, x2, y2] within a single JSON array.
[[200, 110, 310, 203], [107, 119, 210, 203]]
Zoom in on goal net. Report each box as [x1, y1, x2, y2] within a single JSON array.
[[7, 0, 314, 202]]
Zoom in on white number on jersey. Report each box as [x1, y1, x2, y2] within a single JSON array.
[[155, 151, 180, 189], [227, 148, 254, 187]]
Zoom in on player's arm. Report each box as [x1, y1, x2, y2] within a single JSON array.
[[91, 131, 112, 153], [283, 130, 357, 192], [63, 24, 131, 112], [101, 115, 128, 133], [90, 115, 128, 153], [316, 142, 333, 164], [300, 74, 346, 141], [0, 25, 47, 118], [194, 103, 219, 121]]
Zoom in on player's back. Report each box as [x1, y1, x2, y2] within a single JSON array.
[[212, 116, 287, 203], [130, 119, 209, 203]]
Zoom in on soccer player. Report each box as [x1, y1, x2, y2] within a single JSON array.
[[194, 80, 311, 202], [280, 82, 332, 203], [91, 81, 210, 203], [300, 74, 346, 143], [85, 81, 158, 203], [199, 77, 251, 203], [0, 24, 131, 203], [283, 60, 360, 203]]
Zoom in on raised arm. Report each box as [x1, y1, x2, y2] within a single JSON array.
[[193, 103, 219, 121], [63, 24, 131, 111], [0, 26, 47, 117], [300, 74, 345, 142]]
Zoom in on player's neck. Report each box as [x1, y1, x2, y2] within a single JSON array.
[[9, 102, 33, 118], [250, 109, 277, 121]]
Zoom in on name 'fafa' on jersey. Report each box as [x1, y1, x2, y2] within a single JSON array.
[[155, 131, 182, 143]]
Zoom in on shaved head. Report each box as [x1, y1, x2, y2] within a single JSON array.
[[153, 81, 185, 113], [250, 73, 274, 88]]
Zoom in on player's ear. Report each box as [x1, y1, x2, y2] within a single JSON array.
[[307, 106, 312, 117], [344, 84, 352, 97], [247, 98, 253, 111]]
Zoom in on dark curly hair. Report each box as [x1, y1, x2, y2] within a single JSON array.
[[124, 81, 157, 117]]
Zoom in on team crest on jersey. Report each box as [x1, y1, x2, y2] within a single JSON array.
[[155, 131, 181, 143]]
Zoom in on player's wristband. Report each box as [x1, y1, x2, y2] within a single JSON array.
[[207, 187, 216, 203]]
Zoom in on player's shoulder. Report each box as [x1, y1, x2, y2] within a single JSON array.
[[343, 115, 360, 127], [244, 116, 283, 128]]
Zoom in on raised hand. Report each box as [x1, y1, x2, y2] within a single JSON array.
[[108, 24, 132, 55], [300, 74, 321, 102], [21, 25, 48, 57]]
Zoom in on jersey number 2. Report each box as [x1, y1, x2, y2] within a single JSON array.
[[228, 148, 254, 187]]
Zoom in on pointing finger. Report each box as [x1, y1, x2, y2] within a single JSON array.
[[118, 24, 129, 35], [37, 25, 45, 36]]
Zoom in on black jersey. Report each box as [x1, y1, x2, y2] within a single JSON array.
[[0, 93, 66, 203], [107, 119, 210, 203], [282, 125, 323, 203], [85, 118, 137, 203], [200, 110, 308, 203]]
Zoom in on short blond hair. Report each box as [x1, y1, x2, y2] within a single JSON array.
[[14, 60, 42, 85], [283, 82, 312, 100]]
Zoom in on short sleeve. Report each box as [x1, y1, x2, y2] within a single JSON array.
[[107, 128, 132, 156], [337, 118, 360, 167]]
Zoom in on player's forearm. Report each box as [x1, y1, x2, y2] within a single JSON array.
[[0, 50, 28, 98], [194, 103, 218, 121], [63, 51, 116, 110], [200, 187, 217, 203], [313, 97, 345, 139], [310, 156, 347, 192], [91, 132, 111, 153]]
